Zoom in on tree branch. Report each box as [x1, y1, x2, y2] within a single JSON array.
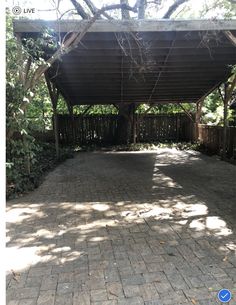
[[24, 57, 32, 87], [70, 0, 90, 19], [162, 0, 189, 19], [59, 9, 77, 19], [121, 0, 131, 19], [68, 3, 137, 47], [82, 0, 98, 16], [27, 3, 138, 89], [138, 0, 146, 19], [81, 0, 112, 19], [218, 86, 225, 102]]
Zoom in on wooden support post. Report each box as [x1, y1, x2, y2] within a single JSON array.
[[133, 113, 137, 144], [53, 106, 60, 159], [45, 74, 60, 159], [194, 99, 204, 142], [222, 84, 228, 160], [176, 114, 180, 141], [68, 104, 75, 144]]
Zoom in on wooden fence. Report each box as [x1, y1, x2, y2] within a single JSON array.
[[198, 124, 236, 159], [57, 113, 194, 144]]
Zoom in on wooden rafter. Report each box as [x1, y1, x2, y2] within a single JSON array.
[[14, 19, 236, 106], [147, 36, 176, 104]]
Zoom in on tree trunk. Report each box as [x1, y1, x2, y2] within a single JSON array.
[[120, 0, 130, 19], [133, 113, 137, 143], [115, 0, 133, 145], [222, 98, 228, 160], [163, 0, 189, 19], [138, 0, 146, 19], [115, 103, 135, 144], [68, 104, 75, 143]]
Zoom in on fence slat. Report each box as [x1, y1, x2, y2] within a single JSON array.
[[198, 124, 236, 159], [56, 113, 194, 145]]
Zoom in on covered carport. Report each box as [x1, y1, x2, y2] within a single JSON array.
[[7, 18, 236, 305], [13, 19, 236, 155]]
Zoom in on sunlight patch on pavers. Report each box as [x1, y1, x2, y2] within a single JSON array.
[[6, 149, 236, 305]]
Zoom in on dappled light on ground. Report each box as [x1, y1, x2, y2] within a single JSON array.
[[6, 246, 43, 272], [189, 216, 232, 236], [6, 149, 236, 304]]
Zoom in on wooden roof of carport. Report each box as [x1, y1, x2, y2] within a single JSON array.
[[13, 19, 236, 106]]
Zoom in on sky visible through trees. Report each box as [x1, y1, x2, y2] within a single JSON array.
[[6, 0, 236, 20]]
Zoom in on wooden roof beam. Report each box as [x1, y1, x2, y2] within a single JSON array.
[[13, 19, 236, 34]]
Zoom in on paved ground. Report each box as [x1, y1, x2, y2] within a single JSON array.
[[6, 148, 236, 305]]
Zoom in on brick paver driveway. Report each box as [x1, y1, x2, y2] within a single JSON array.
[[6, 148, 236, 305]]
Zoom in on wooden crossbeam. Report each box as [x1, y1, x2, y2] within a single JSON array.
[[82, 105, 93, 115], [178, 103, 194, 122]]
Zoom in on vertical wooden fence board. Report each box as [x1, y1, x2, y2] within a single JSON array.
[[198, 124, 236, 159], [57, 113, 197, 145], [52, 114, 236, 156]]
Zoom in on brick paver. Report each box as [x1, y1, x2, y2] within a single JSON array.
[[6, 149, 236, 304]]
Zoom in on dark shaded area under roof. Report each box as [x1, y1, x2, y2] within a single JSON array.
[[14, 19, 236, 106]]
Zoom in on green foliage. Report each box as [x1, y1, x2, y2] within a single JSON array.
[[26, 83, 53, 131], [136, 103, 195, 114], [6, 13, 25, 135], [22, 27, 58, 60], [6, 12, 72, 198], [57, 97, 72, 114], [73, 104, 118, 115], [201, 82, 235, 126], [6, 141, 74, 199], [75, 142, 202, 152], [6, 136, 42, 197], [201, 90, 223, 125], [173, 0, 236, 19]]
